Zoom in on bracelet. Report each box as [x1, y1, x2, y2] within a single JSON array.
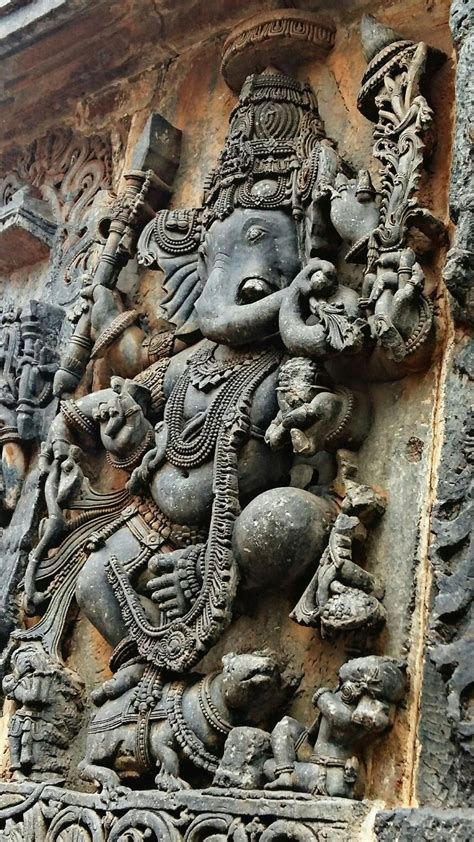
[[274, 764, 295, 776], [142, 330, 175, 365], [106, 428, 155, 471], [313, 687, 331, 704], [134, 358, 170, 415], [61, 400, 97, 436], [91, 310, 138, 360], [0, 425, 21, 444]]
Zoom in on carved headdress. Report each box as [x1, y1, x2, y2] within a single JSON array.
[[138, 72, 336, 336], [202, 72, 325, 224]]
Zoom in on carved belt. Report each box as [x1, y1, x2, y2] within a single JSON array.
[[87, 497, 208, 556], [127, 498, 208, 549], [87, 705, 169, 735]]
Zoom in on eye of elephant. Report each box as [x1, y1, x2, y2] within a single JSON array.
[[246, 225, 267, 244]]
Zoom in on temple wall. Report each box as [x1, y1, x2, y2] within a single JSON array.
[[0, 1, 471, 839]]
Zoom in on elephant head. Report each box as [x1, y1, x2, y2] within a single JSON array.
[[137, 71, 348, 349], [138, 205, 305, 347], [195, 208, 301, 345]]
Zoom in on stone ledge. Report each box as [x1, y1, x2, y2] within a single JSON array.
[[0, 187, 56, 270], [0, 782, 370, 841], [0, 0, 88, 57]]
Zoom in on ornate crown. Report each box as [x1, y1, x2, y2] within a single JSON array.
[[202, 72, 326, 225]]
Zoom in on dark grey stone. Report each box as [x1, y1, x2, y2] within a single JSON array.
[[415, 1, 474, 806], [374, 807, 474, 840], [443, 0, 474, 324]]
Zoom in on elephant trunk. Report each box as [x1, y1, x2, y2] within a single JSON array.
[[195, 267, 286, 345]]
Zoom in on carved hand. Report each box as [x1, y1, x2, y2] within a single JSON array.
[[128, 421, 168, 493], [280, 259, 366, 358], [147, 551, 191, 620], [146, 546, 203, 620], [93, 380, 152, 458]]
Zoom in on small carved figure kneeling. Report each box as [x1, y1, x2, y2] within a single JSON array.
[[265, 358, 371, 458], [264, 656, 407, 799]]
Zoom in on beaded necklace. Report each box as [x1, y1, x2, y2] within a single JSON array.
[[164, 342, 275, 469]]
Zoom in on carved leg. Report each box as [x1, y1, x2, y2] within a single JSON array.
[[292, 761, 329, 796], [90, 662, 146, 706], [265, 716, 306, 790], [325, 764, 355, 798], [75, 525, 160, 647], [76, 551, 130, 647], [8, 735, 23, 773], [149, 723, 190, 791], [77, 758, 130, 798], [78, 730, 131, 798]]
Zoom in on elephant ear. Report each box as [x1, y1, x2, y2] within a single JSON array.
[[137, 208, 203, 338]]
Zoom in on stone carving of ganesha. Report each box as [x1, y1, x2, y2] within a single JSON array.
[[15, 62, 433, 794]]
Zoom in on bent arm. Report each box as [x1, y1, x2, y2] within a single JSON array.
[[279, 286, 328, 358], [315, 689, 352, 727], [48, 389, 116, 453]]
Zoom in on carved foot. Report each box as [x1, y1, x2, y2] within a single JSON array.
[[99, 783, 131, 804], [154, 769, 191, 792], [265, 772, 294, 791], [78, 760, 130, 801]]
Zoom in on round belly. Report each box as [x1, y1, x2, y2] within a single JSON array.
[[150, 461, 214, 525]]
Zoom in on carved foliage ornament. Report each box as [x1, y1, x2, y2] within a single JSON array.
[[0, 128, 113, 281], [221, 10, 336, 92]]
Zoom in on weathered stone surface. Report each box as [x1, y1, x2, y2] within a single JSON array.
[[0, 782, 370, 841], [374, 807, 474, 840], [0, 0, 467, 836], [417, 339, 474, 806], [415, 0, 473, 808], [0, 187, 55, 272], [221, 10, 336, 92], [442, 0, 474, 324]]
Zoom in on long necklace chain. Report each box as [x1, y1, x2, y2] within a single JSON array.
[[164, 344, 274, 469]]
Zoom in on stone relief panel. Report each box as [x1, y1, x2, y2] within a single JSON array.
[[0, 127, 113, 291], [0, 125, 116, 677], [0, 8, 456, 839]]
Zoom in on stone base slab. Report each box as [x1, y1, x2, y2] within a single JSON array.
[[0, 782, 370, 840]]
